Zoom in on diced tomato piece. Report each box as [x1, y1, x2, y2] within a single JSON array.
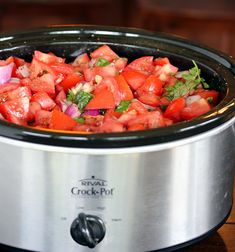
[[154, 63, 178, 81], [59, 73, 84, 92], [90, 45, 118, 61], [154, 57, 170, 66], [127, 100, 148, 114], [94, 65, 118, 78], [164, 97, 186, 122], [72, 53, 90, 71], [7, 86, 31, 100], [98, 118, 124, 132], [86, 88, 115, 110], [83, 68, 94, 82], [114, 57, 128, 72], [34, 50, 64, 64], [25, 74, 55, 94], [128, 123, 146, 131], [181, 98, 211, 120], [94, 77, 121, 105], [137, 93, 161, 107], [127, 111, 165, 129], [30, 58, 56, 80], [49, 108, 77, 130], [122, 70, 148, 90], [31, 92, 56, 111], [50, 63, 74, 75], [0, 82, 20, 94], [0, 97, 30, 121], [115, 75, 134, 100], [137, 75, 163, 96], [35, 109, 52, 127], [194, 89, 219, 106], [27, 101, 41, 121], [125, 56, 154, 75]]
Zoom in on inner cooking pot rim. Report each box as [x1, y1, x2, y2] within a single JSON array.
[[0, 25, 234, 148]]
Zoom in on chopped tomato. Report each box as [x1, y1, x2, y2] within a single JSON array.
[[0, 97, 30, 122], [114, 57, 128, 72], [90, 45, 118, 61], [0, 82, 20, 94], [50, 108, 77, 130], [115, 75, 134, 100], [30, 58, 56, 80], [154, 57, 170, 66], [59, 73, 83, 92], [194, 89, 219, 106], [122, 70, 148, 90], [137, 75, 163, 96], [35, 109, 52, 127], [50, 63, 74, 75], [127, 100, 148, 114], [138, 93, 161, 107], [85, 88, 115, 110], [181, 98, 211, 120], [72, 53, 90, 72], [164, 97, 186, 122], [34, 50, 64, 64], [125, 56, 154, 75], [31, 92, 56, 110]]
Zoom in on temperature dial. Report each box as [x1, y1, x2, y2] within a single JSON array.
[[70, 212, 106, 248]]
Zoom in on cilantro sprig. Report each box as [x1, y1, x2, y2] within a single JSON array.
[[67, 90, 93, 110], [165, 60, 209, 100], [115, 100, 132, 112], [96, 58, 110, 67]]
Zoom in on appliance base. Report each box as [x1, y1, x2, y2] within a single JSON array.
[[0, 206, 232, 252]]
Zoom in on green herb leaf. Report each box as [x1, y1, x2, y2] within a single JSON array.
[[115, 100, 132, 112], [75, 90, 93, 110], [74, 117, 85, 124], [67, 90, 76, 103], [207, 97, 213, 104], [165, 60, 210, 100], [96, 58, 110, 67]]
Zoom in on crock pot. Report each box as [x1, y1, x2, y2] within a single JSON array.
[[0, 25, 235, 252]]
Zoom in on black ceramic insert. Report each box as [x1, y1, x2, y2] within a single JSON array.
[[0, 25, 234, 148]]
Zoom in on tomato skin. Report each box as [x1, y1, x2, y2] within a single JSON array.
[[181, 98, 211, 120], [125, 56, 154, 75], [86, 88, 115, 110], [122, 70, 148, 90], [34, 109, 52, 127], [127, 100, 148, 114], [34, 50, 64, 64], [137, 93, 161, 107], [98, 118, 124, 132], [30, 58, 56, 80], [115, 75, 134, 101], [164, 97, 186, 122], [59, 73, 83, 92], [0, 97, 30, 122], [114, 57, 128, 72], [31, 92, 56, 111], [50, 63, 74, 75], [50, 108, 77, 130], [90, 45, 118, 61], [137, 75, 163, 96], [154, 57, 170, 66]]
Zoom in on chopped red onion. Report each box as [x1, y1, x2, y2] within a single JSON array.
[[65, 103, 81, 118], [0, 62, 14, 84], [83, 109, 100, 116]]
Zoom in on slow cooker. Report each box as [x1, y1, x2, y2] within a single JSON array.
[[0, 25, 235, 252]]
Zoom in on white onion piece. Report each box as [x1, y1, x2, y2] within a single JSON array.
[[175, 70, 189, 78], [0, 62, 14, 84], [17, 64, 29, 78], [186, 95, 201, 105], [65, 103, 81, 118], [9, 77, 20, 84]]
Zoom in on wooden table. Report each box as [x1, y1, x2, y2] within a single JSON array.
[[182, 184, 235, 251]]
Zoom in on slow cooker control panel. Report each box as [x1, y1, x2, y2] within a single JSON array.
[[70, 212, 106, 248]]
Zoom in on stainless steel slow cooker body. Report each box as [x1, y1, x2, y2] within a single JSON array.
[[0, 26, 235, 252]]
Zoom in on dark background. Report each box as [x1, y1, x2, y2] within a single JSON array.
[[0, 0, 234, 56]]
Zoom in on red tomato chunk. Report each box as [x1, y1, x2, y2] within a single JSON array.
[[0, 45, 219, 132]]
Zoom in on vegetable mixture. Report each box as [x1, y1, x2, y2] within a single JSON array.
[[0, 45, 219, 133]]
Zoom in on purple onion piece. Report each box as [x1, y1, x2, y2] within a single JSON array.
[[0, 62, 14, 85], [82, 109, 100, 116], [65, 103, 81, 118]]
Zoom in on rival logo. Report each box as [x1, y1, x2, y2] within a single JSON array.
[[71, 176, 115, 198]]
